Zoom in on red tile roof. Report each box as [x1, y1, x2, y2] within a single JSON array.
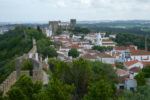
[[114, 46, 136, 51], [131, 50, 150, 56], [68, 44, 80, 49], [142, 62, 150, 67], [82, 54, 97, 59], [124, 60, 139, 67], [116, 69, 129, 76], [129, 67, 141, 73], [97, 53, 114, 58]]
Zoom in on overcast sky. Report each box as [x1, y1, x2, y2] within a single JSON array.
[[0, 0, 150, 23]]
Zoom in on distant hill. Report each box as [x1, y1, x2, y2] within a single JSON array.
[[77, 20, 150, 35]]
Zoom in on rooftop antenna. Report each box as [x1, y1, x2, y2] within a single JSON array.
[[145, 34, 148, 51]]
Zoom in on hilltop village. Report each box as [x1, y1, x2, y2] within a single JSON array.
[[42, 19, 150, 91], [0, 19, 150, 99]]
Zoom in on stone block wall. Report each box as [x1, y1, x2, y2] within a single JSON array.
[[0, 71, 17, 95]]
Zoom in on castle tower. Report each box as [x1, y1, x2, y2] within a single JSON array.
[[49, 21, 60, 34], [70, 19, 76, 30]]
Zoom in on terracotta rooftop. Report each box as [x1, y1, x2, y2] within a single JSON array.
[[112, 52, 120, 57], [116, 69, 129, 77], [114, 46, 136, 51], [68, 44, 83, 49], [124, 60, 139, 67], [142, 62, 150, 67], [131, 50, 150, 56], [97, 53, 114, 58], [84, 49, 99, 54], [82, 54, 97, 59], [129, 67, 141, 73]]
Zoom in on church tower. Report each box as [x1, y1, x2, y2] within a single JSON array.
[[96, 33, 102, 46]]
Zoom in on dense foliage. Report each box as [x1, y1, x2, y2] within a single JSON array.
[[0, 26, 56, 83], [37, 38, 57, 58], [0, 26, 33, 83], [21, 59, 33, 74], [6, 75, 42, 100], [92, 46, 113, 52], [115, 62, 124, 69], [2, 58, 150, 100], [0, 51, 119, 100], [72, 27, 90, 34], [135, 72, 146, 86], [78, 21, 150, 35], [114, 33, 150, 50], [48, 58, 117, 100], [68, 48, 80, 58], [141, 66, 150, 78], [119, 86, 150, 100]]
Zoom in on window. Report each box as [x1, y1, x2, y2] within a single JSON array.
[[130, 87, 135, 92], [141, 56, 148, 60], [120, 86, 124, 90]]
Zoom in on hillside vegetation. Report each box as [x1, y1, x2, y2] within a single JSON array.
[[0, 26, 56, 83]]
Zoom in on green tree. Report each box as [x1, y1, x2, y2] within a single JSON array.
[[115, 33, 150, 50], [22, 59, 33, 71], [33, 91, 49, 100], [49, 58, 92, 99], [91, 61, 117, 83], [48, 58, 60, 72], [116, 62, 124, 69], [135, 72, 146, 86], [84, 79, 115, 100], [46, 47, 58, 58], [119, 86, 150, 100], [70, 58, 91, 99], [92, 46, 113, 52], [0, 26, 47, 83], [37, 39, 57, 58], [6, 75, 42, 100], [37, 26, 42, 33], [72, 27, 90, 34], [142, 66, 150, 78], [0, 91, 3, 100], [7, 87, 27, 100], [46, 78, 74, 100], [68, 48, 79, 58], [14, 75, 34, 99]]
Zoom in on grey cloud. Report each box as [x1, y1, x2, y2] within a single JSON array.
[[0, 0, 150, 22]]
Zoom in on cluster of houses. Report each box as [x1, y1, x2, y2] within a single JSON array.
[[0, 25, 15, 34], [112, 45, 150, 91], [42, 22, 150, 92], [53, 33, 116, 64]]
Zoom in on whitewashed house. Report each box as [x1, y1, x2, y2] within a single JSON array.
[[124, 60, 143, 76], [125, 74, 137, 92], [81, 50, 115, 64], [130, 50, 150, 62]]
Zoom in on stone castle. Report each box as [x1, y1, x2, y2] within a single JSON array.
[[49, 19, 76, 34]]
